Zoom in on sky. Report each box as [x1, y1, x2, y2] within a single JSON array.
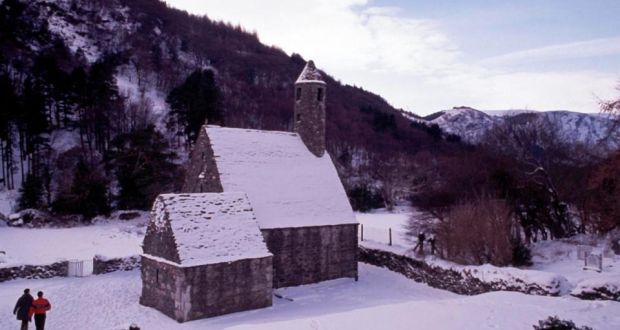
[[164, 0, 620, 115]]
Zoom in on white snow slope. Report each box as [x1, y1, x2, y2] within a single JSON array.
[[421, 107, 619, 152]]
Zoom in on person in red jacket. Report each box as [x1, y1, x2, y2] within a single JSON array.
[[29, 291, 51, 330]]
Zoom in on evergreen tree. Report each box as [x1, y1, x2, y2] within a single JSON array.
[[109, 125, 178, 210], [0, 72, 18, 189], [52, 158, 109, 220], [20, 76, 50, 177], [167, 69, 222, 144], [77, 53, 124, 153], [17, 173, 44, 210]]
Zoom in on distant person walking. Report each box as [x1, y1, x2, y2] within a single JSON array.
[[413, 231, 426, 254], [428, 234, 437, 255], [13, 288, 33, 330], [30, 291, 51, 330]]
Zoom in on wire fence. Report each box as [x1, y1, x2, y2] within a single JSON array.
[[358, 224, 412, 248]]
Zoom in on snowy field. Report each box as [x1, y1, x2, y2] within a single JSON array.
[[0, 219, 145, 267], [1, 264, 619, 330], [358, 206, 620, 287], [1, 207, 619, 329]]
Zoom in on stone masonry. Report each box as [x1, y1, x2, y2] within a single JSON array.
[[294, 61, 326, 157], [141, 255, 273, 322], [182, 127, 223, 193], [262, 224, 358, 288]]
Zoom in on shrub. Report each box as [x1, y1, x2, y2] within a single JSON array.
[[437, 195, 515, 266], [533, 316, 593, 330], [511, 240, 533, 266]]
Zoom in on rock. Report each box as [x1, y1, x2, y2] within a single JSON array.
[[118, 211, 142, 221], [7, 209, 54, 228], [571, 277, 620, 301]]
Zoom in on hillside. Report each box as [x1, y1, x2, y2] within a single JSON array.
[[0, 0, 461, 215], [422, 106, 619, 153]]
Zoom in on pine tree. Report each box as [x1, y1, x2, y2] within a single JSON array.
[[167, 69, 222, 144], [0, 72, 18, 189], [109, 125, 178, 210], [17, 173, 44, 210], [52, 158, 110, 220]]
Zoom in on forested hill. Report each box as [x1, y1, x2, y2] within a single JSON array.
[[0, 0, 461, 217]]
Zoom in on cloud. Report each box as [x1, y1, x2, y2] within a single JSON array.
[[164, 0, 619, 114], [480, 36, 620, 66]]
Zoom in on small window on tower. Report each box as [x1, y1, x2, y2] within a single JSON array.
[[296, 87, 301, 101], [296, 114, 302, 122], [317, 88, 323, 101]]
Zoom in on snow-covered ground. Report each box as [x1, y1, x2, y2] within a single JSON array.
[[0, 189, 17, 217], [1, 264, 619, 330], [356, 205, 419, 247], [358, 206, 620, 295], [1, 206, 619, 329], [530, 238, 619, 284], [0, 218, 145, 267]]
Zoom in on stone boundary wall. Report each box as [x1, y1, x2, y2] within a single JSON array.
[[571, 286, 620, 301], [93, 255, 140, 274], [0, 255, 140, 282], [359, 246, 558, 296], [0, 261, 69, 283]]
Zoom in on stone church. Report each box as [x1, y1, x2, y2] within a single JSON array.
[[140, 61, 358, 322]]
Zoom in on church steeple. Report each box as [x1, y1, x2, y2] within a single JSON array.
[[294, 61, 326, 157]]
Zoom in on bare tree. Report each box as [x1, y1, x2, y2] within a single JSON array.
[[369, 152, 416, 211], [600, 83, 620, 144], [437, 194, 515, 266], [482, 117, 579, 240]]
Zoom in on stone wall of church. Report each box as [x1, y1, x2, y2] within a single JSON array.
[[142, 214, 181, 264], [261, 224, 358, 288], [140, 256, 273, 323], [140, 256, 183, 321], [181, 125, 223, 193]]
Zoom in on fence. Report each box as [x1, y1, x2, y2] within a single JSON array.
[[583, 253, 603, 272], [359, 224, 411, 247], [67, 259, 94, 277], [577, 245, 593, 260]]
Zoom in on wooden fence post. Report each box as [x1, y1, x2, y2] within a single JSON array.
[[361, 224, 364, 241], [389, 228, 392, 246]]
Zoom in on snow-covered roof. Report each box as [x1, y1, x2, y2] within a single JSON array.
[[149, 192, 271, 266], [206, 126, 357, 229], [295, 60, 326, 84]]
